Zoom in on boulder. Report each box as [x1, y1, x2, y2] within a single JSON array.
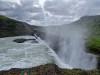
[[13, 38, 38, 43]]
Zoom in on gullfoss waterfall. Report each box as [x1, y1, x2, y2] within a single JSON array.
[[0, 36, 72, 71], [44, 24, 97, 70]]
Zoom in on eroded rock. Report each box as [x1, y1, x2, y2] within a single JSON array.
[[13, 38, 38, 43]]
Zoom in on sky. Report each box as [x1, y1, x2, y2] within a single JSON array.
[[0, 0, 100, 26]]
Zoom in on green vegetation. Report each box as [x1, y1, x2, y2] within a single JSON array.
[[91, 22, 100, 36], [86, 16, 100, 69], [0, 30, 14, 37], [63, 69, 100, 75], [0, 15, 18, 24], [0, 15, 10, 20], [0, 15, 18, 37], [87, 36, 100, 69], [87, 36, 100, 55], [0, 15, 33, 37]]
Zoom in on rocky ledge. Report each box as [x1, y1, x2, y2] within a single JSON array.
[[0, 64, 100, 75]]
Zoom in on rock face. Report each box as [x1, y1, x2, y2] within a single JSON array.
[[0, 15, 33, 37], [0, 64, 100, 75], [0, 64, 66, 75], [13, 38, 38, 43]]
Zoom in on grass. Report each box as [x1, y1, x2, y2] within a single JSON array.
[[87, 36, 100, 55], [0, 15, 18, 22], [63, 69, 100, 75], [87, 21, 100, 69]]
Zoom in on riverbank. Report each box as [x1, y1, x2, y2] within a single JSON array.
[[0, 64, 100, 75]]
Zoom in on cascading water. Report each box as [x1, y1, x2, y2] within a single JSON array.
[[0, 35, 72, 71], [0, 0, 97, 71], [44, 24, 97, 70]]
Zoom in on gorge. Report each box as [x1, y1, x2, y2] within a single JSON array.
[[0, 15, 100, 75]]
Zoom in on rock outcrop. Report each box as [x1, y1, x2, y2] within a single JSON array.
[[0, 64, 100, 75], [13, 38, 38, 43]]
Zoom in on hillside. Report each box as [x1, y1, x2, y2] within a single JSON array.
[[72, 15, 100, 25], [0, 15, 34, 37]]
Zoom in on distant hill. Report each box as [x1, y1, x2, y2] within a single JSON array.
[[0, 15, 35, 37], [72, 15, 100, 25], [0, 15, 100, 37], [0, 15, 45, 38]]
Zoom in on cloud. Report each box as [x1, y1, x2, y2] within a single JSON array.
[[43, 0, 100, 25], [44, 0, 76, 16], [44, 0, 100, 16], [0, 0, 100, 26], [0, 1, 17, 11], [43, 0, 86, 25], [0, 0, 44, 25]]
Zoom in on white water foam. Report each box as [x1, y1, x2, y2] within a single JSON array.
[[44, 24, 97, 70], [0, 36, 72, 71]]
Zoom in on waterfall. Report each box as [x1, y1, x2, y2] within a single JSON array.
[[0, 35, 72, 71], [44, 24, 97, 70], [37, 0, 97, 70]]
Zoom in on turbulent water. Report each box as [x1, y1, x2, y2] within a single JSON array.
[[0, 25, 97, 70], [44, 24, 97, 70], [0, 36, 72, 71]]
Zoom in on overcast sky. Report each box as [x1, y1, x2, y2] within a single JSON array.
[[0, 0, 100, 26]]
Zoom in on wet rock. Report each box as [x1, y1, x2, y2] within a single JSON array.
[[13, 38, 38, 43]]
